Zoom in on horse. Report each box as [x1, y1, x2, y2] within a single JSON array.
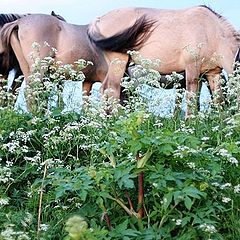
[[0, 11, 66, 94], [0, 13, 109, 103], [88, 5, 240, 116]]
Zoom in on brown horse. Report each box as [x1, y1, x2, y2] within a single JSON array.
[[88, 5, 240, 115], [0, 11, 66, 94], [0, 13, 111, 98]]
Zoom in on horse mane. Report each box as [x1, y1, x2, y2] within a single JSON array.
[[199, 5, 240, 42], [51, 11, 66, 22], [235, 48, 240, 64], [0, 14, 24, 27], [87, 15, 156, 53], [199, 5, 223, 19]]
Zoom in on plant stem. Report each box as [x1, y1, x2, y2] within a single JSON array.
[[125, 190, 134, 211], [136, 152, 144, 219], [138, 171, 144, 218], [103, 206, 112, 230], [37, 161, 48, 239]]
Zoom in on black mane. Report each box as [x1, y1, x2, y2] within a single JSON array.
[[200, 4, 240, 43], [199, 5, 223, 19], [0, 14, 23, 27]]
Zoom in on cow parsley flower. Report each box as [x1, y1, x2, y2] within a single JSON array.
[[234, 184, 240, 193], [199, 223, 217, 233], [222, 196, 231, 203]]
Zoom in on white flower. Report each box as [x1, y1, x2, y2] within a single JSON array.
[[201, 136, 209, 141], [220, 183, 232, 189], [0, 198, 9, 206], [228, 157, 238, 166], [176, 219, 182, 225], [39, 224, 49, 232], [218, 148, 229, 157], [234, 184, 240, 193], [199, 223, 217, 233], [187, 162, 196, 169], [222, 196, 232, 203]]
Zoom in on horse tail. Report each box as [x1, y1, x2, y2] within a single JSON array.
[[0, 20, 19, 78], [87, 15, 156, 53], [235, 48, 240, 63]]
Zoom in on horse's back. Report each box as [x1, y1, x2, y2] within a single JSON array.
[[89, 6, 220, 39]]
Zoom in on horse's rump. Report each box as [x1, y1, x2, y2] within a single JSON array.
[[88, 9, 156, 52], [0, 12, 66, 93]]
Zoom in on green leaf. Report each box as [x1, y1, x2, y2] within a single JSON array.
[[183, 186, 206, 199], [163, 192, 173, 210], [119, 175, 135, 189], [184, 196, 193, 210], [158, 143, 175, 156], [173, 190, 183, 205], [137, 149, 153, 168]]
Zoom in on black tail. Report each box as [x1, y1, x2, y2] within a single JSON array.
[[233, 48, 240, 72], [87, 15, 156, 53], [235, 48, 240, 63]]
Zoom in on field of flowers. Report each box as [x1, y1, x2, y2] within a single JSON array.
[[0, 49, 240, 239]]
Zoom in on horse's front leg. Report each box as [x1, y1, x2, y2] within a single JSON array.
[[81, 81, 93, 109], [82, 81, 93, 96], [185, 66, 200, 117]]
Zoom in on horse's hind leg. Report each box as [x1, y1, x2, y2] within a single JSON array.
[[205, 68, 223, 106], [82, 81, 93, 107], [10, 33, 31, 82], [11, 66, 24, 95], [100, 53, 129, 100]]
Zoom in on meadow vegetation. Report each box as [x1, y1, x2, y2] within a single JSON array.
[[0, 44, 240, 239]]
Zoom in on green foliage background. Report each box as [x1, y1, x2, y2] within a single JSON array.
[[0, 55, 240, 239]]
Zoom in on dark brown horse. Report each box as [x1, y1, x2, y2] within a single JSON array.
[[88, 5, 240, 115]]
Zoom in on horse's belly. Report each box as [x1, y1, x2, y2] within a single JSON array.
[[137, 47, 185, 73]]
